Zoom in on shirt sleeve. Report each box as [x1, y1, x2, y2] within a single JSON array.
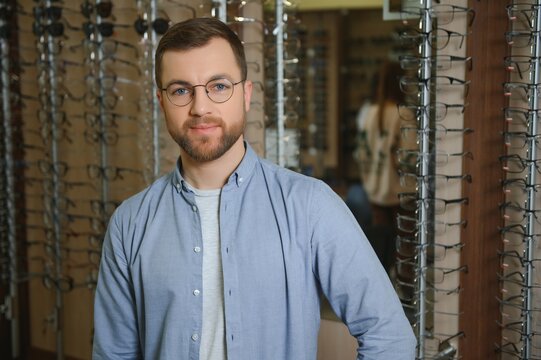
[[310, 181, 416, 360], [92, 210, 142, 360]]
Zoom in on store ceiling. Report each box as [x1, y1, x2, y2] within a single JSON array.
[[297, 0, 382, 11]]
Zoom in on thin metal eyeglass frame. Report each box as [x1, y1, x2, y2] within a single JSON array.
[[160, 78, 245, 107]]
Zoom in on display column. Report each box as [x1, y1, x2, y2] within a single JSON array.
[[415, 1, 433, 357], [0, 0, 19, 357], [522, 2, 541, 357]]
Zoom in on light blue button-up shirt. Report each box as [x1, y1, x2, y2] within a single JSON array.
[[92, 143, 416, 360]]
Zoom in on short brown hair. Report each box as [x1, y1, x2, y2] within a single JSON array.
[[155, 17, 247, 89]]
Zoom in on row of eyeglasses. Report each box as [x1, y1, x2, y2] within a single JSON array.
[[14, 0, 168, 298], [497, 2, 541, 359], [260, 1, 302, 169], [394, 2, 474, 359]]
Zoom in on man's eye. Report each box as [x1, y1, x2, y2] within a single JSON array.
[[170, 87, 190, 96], [209, 82, 231, 92], [214, 83, 226, 91]]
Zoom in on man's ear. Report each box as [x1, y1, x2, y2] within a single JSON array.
[[243, 80, 253, 112], [157, 89, 165, 112]]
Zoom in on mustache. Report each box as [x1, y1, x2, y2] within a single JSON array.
[[184, 116, 224, 127]]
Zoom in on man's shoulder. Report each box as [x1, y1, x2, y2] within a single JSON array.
[[113, 171, 173, 218], [257, 156, 323, 187], [254, 156, 332, 198]]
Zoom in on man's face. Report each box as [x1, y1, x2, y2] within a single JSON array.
[[157, 37, 252, 162]]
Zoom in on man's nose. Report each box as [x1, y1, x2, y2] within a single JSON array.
[[189, 85, 212, 116]]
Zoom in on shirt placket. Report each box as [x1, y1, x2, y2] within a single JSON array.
[[220, 188, 242, 358], [182, 189, 204, 360]]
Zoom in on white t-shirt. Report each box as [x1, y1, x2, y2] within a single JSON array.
[[191, 186, 227, 360]]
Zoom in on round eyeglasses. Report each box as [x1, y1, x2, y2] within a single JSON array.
[[161, 78, 245, 107]]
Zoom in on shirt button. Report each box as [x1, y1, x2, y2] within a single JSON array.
[[239, 177, 244, 183], [194, 246, 201, 253], [192, 205, 197, 212], [193, 289, 200, 296], [191, 333, 199, 341]]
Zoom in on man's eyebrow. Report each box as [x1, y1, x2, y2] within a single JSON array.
[[209, 73, 234, 81], [164, 79, 191, 88], [163, 74, 236, 88]]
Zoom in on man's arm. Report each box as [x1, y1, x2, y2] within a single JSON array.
[[93, 212, 141, 360], [310, 182, 416, 359]]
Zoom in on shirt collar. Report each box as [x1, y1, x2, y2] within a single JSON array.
[[171, 141, 257, 193]]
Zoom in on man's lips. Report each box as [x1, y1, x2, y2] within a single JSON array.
[[189, 122, 221, 134], [191, 123, 219, 129]]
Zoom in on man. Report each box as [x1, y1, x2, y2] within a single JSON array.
[[92, 17, 416, 360]]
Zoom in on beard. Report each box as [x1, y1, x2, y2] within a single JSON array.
[[174, 112, 246, 162]]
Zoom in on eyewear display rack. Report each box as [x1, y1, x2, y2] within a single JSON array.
[[500, 1, 541, 358], [262, 1, 302, 171], [397, 0, 472, 358], [136, 0, 160, 178], [413, 1, 432, 357], [0, 1, 20, 358], [36, 0, 74, 357], [520, 5, 539, 355], [274, 0, 286, 167]]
